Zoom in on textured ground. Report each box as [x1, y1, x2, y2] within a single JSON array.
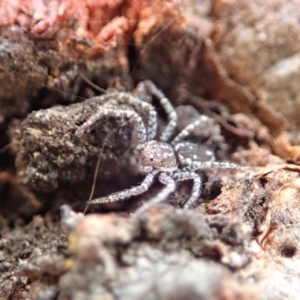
[[1, 1, 300, 299]]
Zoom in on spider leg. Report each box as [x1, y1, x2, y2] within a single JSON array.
[[171, 115, 212, 146], [76, 108, 147, 145], [84, 93, 158, 141], [173, 171, 201, 209], [171, 116, 245, 172], [136, 81, 178, 142], [113, 92, 158, 140], [135, 172, 176, 214], [87, 171, 158, 204], [184, 161, 244, 172]]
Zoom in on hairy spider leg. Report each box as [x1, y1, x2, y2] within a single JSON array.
[[76, 108, 147, 145], [171, 116, 244, 171], [136, 81, 178, 142], [183, 161, 244, 172], [173, 171, 201, 208], [88, 171, 158, 204], [85, 92, 158, 140], [114, 92, 158, 140], [170, 116, 217, 166], [171, 115, 212, 146], [135, 172, 176, 214]]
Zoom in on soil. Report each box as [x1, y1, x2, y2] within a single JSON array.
[[1, 1, 300, 299]]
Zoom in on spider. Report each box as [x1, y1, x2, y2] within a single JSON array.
[[75, 81, 240, 212]]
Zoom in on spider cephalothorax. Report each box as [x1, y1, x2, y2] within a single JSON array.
[[139, 140, 177, 173], [76, 81, 240, 212]]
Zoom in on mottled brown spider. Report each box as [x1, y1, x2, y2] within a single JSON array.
[[76, 81, 240, 211]]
